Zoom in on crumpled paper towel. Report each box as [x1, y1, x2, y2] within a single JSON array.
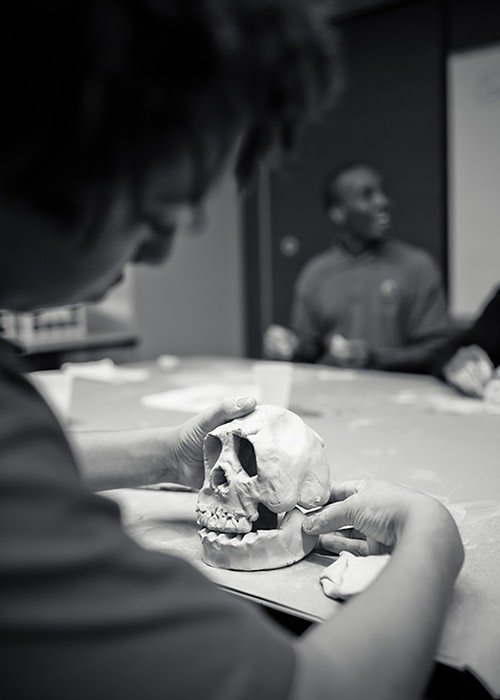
[[320, 551, 391, 600]]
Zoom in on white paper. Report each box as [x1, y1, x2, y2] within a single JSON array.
[[62, 359, 150, 385], [141, 383, 259, 413]]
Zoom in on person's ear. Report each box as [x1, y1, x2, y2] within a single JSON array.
[[329, 206, 345, 225]]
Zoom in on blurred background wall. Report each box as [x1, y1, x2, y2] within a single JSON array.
[[131, 173, 245, 360]]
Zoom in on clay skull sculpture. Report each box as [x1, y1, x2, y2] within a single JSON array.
[[196, 404, 331, 570]]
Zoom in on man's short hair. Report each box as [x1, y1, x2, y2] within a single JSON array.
[[0, 0, 343, 223], [321, 161, 374, 211]]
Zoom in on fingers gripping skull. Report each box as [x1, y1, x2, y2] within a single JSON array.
[[196, 405, 331, 570]]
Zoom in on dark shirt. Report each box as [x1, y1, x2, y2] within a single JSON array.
[[431, 285, 500, 378], [290, 240, 453, 373], [0, 339, 295, 700]]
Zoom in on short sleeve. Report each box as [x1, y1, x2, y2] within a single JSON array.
[[0, 342, 295, 700]]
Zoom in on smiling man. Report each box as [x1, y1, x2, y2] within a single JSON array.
[[264, 162, 453, 372]]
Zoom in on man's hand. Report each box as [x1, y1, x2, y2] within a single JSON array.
[[263, 324, 298, 360], [167, 396, 257, 489], [328, 334, 370, 368], [443, 344, 493, 397]]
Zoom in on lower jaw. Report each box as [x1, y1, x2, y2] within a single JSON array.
[[198, 508, 318, 571]]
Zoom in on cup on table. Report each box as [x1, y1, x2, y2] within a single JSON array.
[[483, 370, 500, 414], [252, 361, 293, 409]]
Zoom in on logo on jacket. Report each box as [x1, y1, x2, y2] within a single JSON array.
[[379, 279, 399, 301]]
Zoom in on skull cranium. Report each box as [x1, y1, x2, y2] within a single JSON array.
[[196, 405, 331, 570]]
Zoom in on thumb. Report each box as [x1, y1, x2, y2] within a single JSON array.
[[302, 498, 356, 535], [195, 396, 257, 434]]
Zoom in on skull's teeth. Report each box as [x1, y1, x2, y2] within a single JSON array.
[[198, 528, 259, 545], [196, 506, 251, 533], [208, 515, 219, 529]]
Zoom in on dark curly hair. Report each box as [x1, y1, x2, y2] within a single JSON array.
[[0, 0, 342, 220], [321, 161, 375, 211]]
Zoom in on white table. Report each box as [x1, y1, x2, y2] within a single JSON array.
[[65, 355, 500, 698]]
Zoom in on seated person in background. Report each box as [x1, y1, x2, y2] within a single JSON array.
[[264, 163, 453, 372], [431, 285, 500, 397], [1, 4, 463, 700]]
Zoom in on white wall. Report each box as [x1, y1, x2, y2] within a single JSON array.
[[448, 43, 500, 318], [131, 174, 245, 360]]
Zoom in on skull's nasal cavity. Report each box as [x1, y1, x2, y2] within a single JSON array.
[[211, 466, 228, 489], [236, 436, 257, 477]]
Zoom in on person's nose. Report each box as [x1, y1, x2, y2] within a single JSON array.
[[130, 219, 176, 265], [180, 203, 207, 235], [154, 203, 207, 236], [132, 233, 175, 265]]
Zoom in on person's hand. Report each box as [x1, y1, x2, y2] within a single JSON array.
[[263, 324, 298, 360], [484, 367, 500, 407], [167, 396, 257, 489], [443, 344, 493, 397], [328, 334, 370, 368], [302, 479, 463, 562]]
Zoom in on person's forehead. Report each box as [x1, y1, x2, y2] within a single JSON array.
[[337, 166, 381, 198]]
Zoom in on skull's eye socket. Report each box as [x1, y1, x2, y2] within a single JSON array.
[[236, 436, 257, 477], [204, 435, 222, 471]]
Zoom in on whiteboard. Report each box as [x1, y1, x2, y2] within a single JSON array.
[[448, 43, 500, 318]]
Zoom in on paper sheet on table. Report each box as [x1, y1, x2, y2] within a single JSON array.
[[141, 383, 259, 412], [390, 389, 500, 416], [62, 359, 150, 384], [427, 394, 500, 416]]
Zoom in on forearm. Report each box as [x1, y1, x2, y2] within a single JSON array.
[[292, 507, 463, 700], [69, 428, 177, 491], [371, 339, 451, 374], [290, 298, 325, 364]]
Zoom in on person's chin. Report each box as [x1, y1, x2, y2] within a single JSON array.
[[373, 225, 390, 241]]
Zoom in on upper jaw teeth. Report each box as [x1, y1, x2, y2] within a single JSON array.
[[196, 505, 286, 534], [196, 505, 252, 533], [198, 510, 298, 547]]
